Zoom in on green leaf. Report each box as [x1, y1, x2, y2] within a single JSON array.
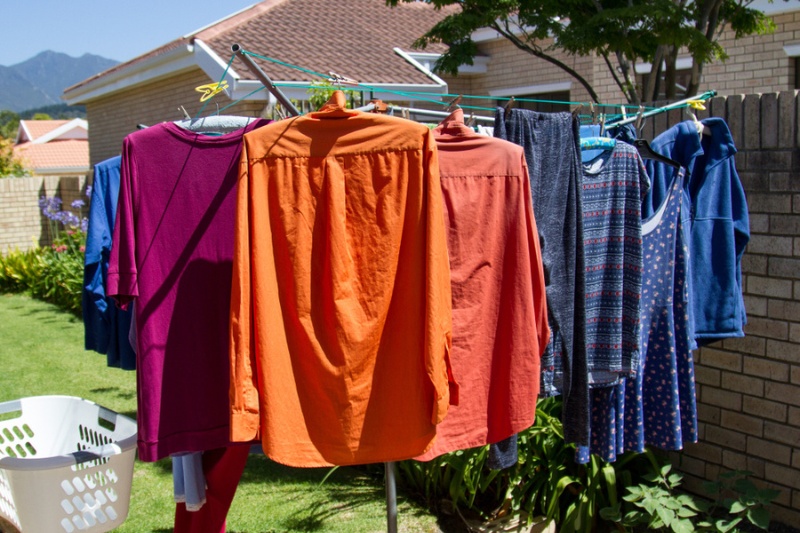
[[599, 503, 621, 522], [667, 472, 683, 485], [671, 518, 694, 533], [747, 506, 771, 530], [656, 506, 674, 527], [717, 517, 742, 533], [729, 500, 747, 514]]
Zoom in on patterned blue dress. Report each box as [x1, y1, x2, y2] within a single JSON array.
[[576, 168, 698, 463]]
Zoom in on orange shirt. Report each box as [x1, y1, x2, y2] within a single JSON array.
[[416, 109, 549, 460], [229, 92, 456, 467]]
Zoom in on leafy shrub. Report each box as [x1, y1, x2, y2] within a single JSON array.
[[396, 397, 696, 532], [600, 467, 778, 532], [0, 193, 88, 315]]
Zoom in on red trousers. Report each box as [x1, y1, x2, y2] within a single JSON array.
[[173, 445, 250, 533]]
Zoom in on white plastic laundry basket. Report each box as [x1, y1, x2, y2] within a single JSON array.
[[0, 396, 137, 533]]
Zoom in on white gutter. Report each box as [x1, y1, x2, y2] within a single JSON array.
[[32, 119, 88, 145], [489, 82, 572, 97], [63, 43, 197, 105], [635, 56, 693, 74], [393, 48, 448, 88]]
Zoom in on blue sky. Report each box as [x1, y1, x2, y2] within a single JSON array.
[[1, 0, 258, 66]]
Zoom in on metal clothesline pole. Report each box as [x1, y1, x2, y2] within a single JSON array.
[[388, 104, 495, 123], [385, 462, 398, 533], [605, 90, 718, 129], [231, 43, 301, 117]]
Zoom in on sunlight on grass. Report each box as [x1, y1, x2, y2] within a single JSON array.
[[0, 293, 454, 532]]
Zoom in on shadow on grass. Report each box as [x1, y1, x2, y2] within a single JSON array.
[[19, 306, 81, 323], [89, 386, 136, 401]]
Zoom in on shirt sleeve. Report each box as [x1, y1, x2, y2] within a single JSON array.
[[423, 128, 458, 423], [107, 139, 138, 310], [228, 137, 261, 441]]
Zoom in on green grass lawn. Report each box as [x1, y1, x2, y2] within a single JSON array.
[[0, 293, 461, 532]]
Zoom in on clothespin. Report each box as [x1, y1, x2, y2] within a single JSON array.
[[686, 100, 709, 136], [401, 108, 410, 120], [178, 105, 191, 120], [620, 105, 627, 120], [634, 105, 645, 134], [504, 96, 515, 119], [195, 81, 229, 102], [447, 95, 462, 112], [467, 113, 476, 128], [572, 103, 584, 119], [327, 71, 359, 87], [369, 99, 388, 113], [590, 102, 597, 125], [599, 112, 606, 136]]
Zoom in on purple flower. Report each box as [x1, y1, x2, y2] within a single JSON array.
[[81, 217, 89, 233], [62, 211, 81, 228], [71, 199, 85, 210], [85, 185, 92, 198]]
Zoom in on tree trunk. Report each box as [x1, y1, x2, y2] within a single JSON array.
[[643, 45, 666, 102], [664, 46, 678, 99]]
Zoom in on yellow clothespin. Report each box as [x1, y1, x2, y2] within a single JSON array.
[[195, 81, 229, 102], [686, 100, 706, 111], [686, 100, 709, 136]]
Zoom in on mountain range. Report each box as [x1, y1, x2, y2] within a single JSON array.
[[0, 51, 118, 112]]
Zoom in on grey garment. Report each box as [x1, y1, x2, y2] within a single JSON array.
[[493, 108, 589, 446], [487, 436, 518, 470]]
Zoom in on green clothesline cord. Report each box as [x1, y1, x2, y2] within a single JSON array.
[[209, 49, 709, 119]]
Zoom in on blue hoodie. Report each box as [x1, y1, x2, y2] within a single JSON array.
[[642, 118, 750, 343]]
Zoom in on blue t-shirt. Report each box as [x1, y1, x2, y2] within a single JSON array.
[[83, 155, 136, 369]]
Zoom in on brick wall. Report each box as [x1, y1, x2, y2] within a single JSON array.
[[637, 92, 800, 526], [445, 9, 800, 107], [0, 175, 89, 252]]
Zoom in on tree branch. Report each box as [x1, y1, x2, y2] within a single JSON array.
[[493, 21, 601, 102]]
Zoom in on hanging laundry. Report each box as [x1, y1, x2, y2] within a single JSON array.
[[494, 108, 589, 448], [83, 155, 136, 370], [641, 118, 750, 343], [576, 169, 698, 463], [228, 91, 457, 467], [580, 140, 650, 385], [414, 108, 548, 461], [108, 118, 270, 533], [108, 118, 270, 461]]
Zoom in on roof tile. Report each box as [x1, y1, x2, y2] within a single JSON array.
[[65, 0, 455, 94], [14, 140, 90, 172]]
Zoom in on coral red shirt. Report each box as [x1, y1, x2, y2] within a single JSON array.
[[417, 109, 549, 460], [229, 92, 456, 467]]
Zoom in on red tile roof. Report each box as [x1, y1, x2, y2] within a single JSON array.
[[65, 0, 455, 93], [13, 140, 90, 174], [199, 0, 455, 85]]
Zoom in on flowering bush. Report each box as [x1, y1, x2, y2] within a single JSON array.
[[0, 190, 89, 315]]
